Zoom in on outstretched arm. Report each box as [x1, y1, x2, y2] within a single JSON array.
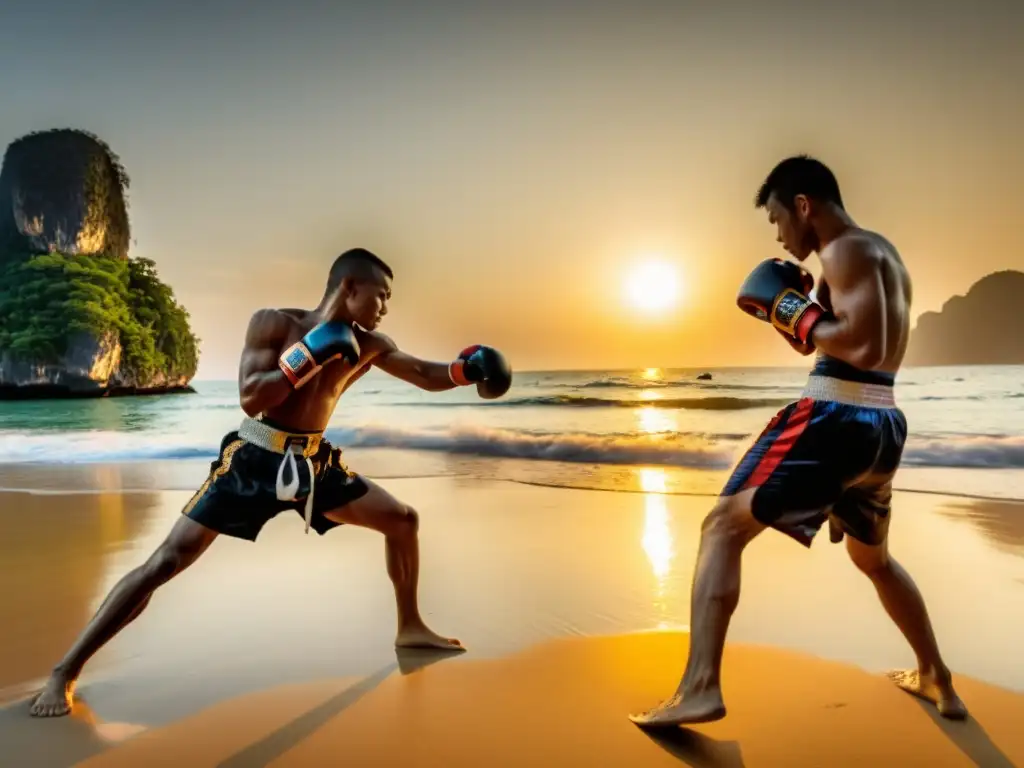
[[809, 238, 888, 369], [372, 334, 458, 392], [237, 310, 295, 416]]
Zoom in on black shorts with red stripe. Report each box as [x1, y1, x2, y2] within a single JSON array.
[[721, 355, 907, 548]]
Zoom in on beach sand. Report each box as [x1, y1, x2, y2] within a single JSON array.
[[8, 632, 1024, 767], [2, 469, 1023, 766]]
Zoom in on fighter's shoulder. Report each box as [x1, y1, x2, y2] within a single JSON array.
[[824, 230, 890, 276], [246, 307, 304, 338], [356, 328, 398, 356], [830, 230, 889, 260]]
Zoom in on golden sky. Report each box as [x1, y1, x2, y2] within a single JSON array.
[[1, 2, 1021, 377]]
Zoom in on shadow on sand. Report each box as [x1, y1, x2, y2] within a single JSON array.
[[215, 647, 459, 768], [911, 698, 1018, 768], [0, 647, 460, 768], [641, 728, 747, 768]]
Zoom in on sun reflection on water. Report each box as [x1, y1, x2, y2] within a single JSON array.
[[636, 406, 675, 435]]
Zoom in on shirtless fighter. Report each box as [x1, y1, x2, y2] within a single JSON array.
[[629, 155, 967, 727], [30, 247, 512, 717]]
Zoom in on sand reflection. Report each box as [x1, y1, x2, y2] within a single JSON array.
[[938, 498, 1024, 555], [639, 468, 675, 628], [0, 477, 158, 695]]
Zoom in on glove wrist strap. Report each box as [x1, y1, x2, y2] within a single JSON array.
[[280, 342, 319, 389], [770, 289, 826, 344], [449, 360, 471, 386]]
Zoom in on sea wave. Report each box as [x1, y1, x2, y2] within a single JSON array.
[[401, 395, 792, 410], [326, 425, 735, 468], [572, 378, 799, 393], [1, 426, 1023, 471], [903, 436, 1024, 469]]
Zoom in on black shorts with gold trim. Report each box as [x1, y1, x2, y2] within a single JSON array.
[[182, 431, 370, 541]]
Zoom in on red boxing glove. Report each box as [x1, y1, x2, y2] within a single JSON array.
[[737, 259, 830, 345], [448, 345, 513, 399]]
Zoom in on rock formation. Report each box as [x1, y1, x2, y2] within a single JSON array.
[[905, 270, 1024, 366], [0, 128, 198, 399], [0, 128, 130, 260]]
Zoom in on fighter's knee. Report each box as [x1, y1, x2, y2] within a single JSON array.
[[387, 503, 419, 536], [701, 495, 760, 547], [143, 544, 182, 584], [403, 505, 419, 531], [846, 538, 889, 576]]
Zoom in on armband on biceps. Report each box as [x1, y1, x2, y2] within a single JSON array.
[[279, 342, 319, 389]]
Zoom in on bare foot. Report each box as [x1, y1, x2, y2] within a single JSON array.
[[395, 624, 465, 652], [29, 674, 75, 718], [628, 689, 727, 728], [887, 669, 968, 720]]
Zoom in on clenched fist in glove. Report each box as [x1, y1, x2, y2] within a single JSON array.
[[448, 345, 512, 399], [737, 258, 832, 346]]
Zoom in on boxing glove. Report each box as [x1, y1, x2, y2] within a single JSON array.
[[737, 259, 830, 345], [279, 321, 361, 389], [448, 345, 513, 400]]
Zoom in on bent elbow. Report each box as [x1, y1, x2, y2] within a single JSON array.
[[240, 399, 261, 418], [239, 383, 264, 418]]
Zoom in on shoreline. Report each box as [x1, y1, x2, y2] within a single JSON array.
[[0, 459, 1022, 504], [1, 479, 1021, 506]]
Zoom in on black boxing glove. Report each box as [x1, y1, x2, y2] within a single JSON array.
[[737, 258, 831, 345], [279, 321, 361, 389], [448, 345, 512, 399]]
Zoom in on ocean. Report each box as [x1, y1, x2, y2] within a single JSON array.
[[1, 363, 1021, 502]]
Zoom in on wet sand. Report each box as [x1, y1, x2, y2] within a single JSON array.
[[1, 468, 1023, 765]]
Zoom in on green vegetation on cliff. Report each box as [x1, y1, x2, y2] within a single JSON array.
[[0, 127, 199, 391], [0, 250, 198, 382]]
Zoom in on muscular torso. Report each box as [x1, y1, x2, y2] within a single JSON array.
[[818, 229, 913, 375], [245, 309, 389, 432]]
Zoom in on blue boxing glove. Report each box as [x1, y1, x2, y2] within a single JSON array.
[[279, 321, 361, 389]]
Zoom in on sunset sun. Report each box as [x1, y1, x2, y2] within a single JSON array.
[[625, 260, 681, 314]]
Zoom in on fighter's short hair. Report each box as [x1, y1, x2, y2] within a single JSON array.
[[325, 248, 393, 293], [755, 154, 844, 211]]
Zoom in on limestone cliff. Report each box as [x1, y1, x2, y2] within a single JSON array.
[[0, 128, 130, 260], [0, 129, 198, 399], [905, 270, 1024, 366]]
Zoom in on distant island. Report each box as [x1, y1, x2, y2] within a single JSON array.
[[905, 269, 1024, 366], [0, 128, 198, 399]]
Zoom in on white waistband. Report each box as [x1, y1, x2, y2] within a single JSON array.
[[238, 417, 322, 456], [801, 375, 896, 408], [238, 417, 322, 534]]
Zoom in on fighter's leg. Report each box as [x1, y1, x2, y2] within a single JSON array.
[[322, 477, 463, 651], [629, 487, 765, 727], [631, 397, 841, 727], [30, 516, 217, 717], [845, 533, 967, 719]]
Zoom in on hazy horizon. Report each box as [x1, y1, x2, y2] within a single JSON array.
[[2, 1, 1022, 378]]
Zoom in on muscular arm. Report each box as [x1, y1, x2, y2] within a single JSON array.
[[371, 334, 458, 392], [809, 238, 888, 369], [237, 309, 295, 417]]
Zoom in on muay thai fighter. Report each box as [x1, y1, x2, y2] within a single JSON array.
[[630, 155, 967, 727], [31, 247, 512, 717]]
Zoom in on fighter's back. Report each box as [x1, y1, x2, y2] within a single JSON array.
[[821, 228, 913, 376]]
